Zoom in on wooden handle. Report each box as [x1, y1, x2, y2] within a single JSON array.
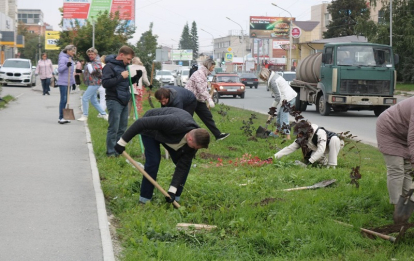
[[283, 186, 310, 191], [122, 151, 180, 208], [150, 62, 155, 85], [66, 57, 72, 107], [360, 228, 396, 243]]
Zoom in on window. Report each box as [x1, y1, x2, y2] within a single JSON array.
[[34, 14, 39, 18], [325, 47, 333, 64], [378, 10, 385, 24], [324, 13, 330, 26], [28, 14, 33, 18], [21, 14, 27, 18]]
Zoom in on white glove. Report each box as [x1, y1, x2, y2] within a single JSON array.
[[208, 99, 215, 108], [87, 63, 93, 74]]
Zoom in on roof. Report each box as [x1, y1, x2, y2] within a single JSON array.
[[293, 21, 320, 31], [310, 35, 368, 44]]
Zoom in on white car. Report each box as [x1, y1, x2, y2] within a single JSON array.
[[155, 70, 174, 86], [268, 71, 296, 92], [0, 58, 36, 87], [177, 69, 190, 87]]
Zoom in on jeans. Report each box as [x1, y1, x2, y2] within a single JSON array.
[[139, 135, 189, 203], [41, 78, 51, 94], [58, 85, 68, 120], [106, 100, 129, 156], [276, 98, 296, 134], [82, 85, 107, 116], [194, 101, 221, 139]]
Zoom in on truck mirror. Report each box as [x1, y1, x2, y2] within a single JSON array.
[[394, 54, 399, 65]]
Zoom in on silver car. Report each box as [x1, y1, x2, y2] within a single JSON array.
[[0, 58, 36, 87], [155, 70, 174, 85]]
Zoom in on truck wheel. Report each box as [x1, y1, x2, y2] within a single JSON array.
[[374, 106, 388, 117], [300, 102, 307, 112], [317, 94, 331, 116]]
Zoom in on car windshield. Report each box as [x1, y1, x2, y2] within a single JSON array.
[[3, 60, 30, 68], [217, 76, 240, 83], [181, 70, 189, 76], [282, 73, 296, 81], [240, 73, 256, 78], [336, 45, 392, 67], [157, 71, 172, 76]]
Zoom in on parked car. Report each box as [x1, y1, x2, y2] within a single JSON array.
[[239, 73, 259, 89], [0, 58, 36, 87], [154, 70, 174, 85], [176, 69, 190, 87], [210, 73, 245, 99], [267, 71, 296, 91]]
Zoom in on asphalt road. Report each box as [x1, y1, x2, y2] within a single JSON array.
[[216, 83, 409, 147]]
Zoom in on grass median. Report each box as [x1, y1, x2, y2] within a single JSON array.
[[85, 91, 414, 260]]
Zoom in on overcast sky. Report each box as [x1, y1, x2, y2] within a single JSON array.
[[18, 0, 330, 52]]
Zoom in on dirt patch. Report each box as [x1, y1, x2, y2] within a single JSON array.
[[228, 146, 237, 151], [255, 197, 285, 206], [198, 152, 229, 160], [108, 213, 123, 260]]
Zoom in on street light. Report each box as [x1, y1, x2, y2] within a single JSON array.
[[38, 20, 43, 63], [226, 17, 245, 72], [200, 28, 215, 60], [272, 3, 293, 71]]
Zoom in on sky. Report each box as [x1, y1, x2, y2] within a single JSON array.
[[17, 0, 330, 53]]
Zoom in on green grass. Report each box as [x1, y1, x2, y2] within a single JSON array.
[[396, 83, 414, 92], [0, 95, 14, 109], [85, 92, 414, 260]]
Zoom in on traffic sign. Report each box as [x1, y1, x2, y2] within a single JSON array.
[[225, 53, 233, 62], [291, 27, 302, 38], [227, 47, 232, 52]]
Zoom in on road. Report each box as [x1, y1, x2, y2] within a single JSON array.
[[216, 83, 408, 147]]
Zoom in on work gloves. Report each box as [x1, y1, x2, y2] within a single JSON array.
[[66, 62, 72, 67], [114, 138, 128, 155], [165, 186, 177, 203], [131, 70, 143, 85], [148, 84, 153, 90], [208, 99, 215, 108], [268, 107, 277, 116]]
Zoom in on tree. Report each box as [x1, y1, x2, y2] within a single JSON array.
[[179, 23, 192, 50], [133, 22, 159, 78], [190, 21, 199, 60], [57, 10, 135, 61], [323, 0, 371, 38]]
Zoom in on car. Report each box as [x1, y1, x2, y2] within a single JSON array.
[[176, 69, 190, 87], [239, 73, 259, 89], [154, 70, 175, 86], [0, 58, 36, 87], [210, 73, 245, 99]]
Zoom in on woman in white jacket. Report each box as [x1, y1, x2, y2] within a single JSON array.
[[259, 68, 297, 140]]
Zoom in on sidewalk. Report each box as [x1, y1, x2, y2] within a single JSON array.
[[0, 84, 114, 261]]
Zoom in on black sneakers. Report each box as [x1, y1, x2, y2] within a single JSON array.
[[58, 119, 71, 124], [216, 133, 230, 141]]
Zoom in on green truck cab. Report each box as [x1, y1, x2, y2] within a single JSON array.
[[291, 42, 398, 116]]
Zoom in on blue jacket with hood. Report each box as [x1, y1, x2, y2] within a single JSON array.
[[56, 51, 75, 86], [102, 54, 131, 106]]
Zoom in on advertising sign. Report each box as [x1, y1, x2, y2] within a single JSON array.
[[171, 49, 193, 61], [291, 27, 302, 38], [62, 0, 135, 31], [272, 40, 289, 50], [249, 16, 294, 39], [45, 31, 60, 50]]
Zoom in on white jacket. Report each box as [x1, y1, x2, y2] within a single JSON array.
[[268, 72, 297, 107]]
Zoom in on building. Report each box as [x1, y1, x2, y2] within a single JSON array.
[[0, 0, 24, 63], [17, 9, 47, 35], [214, 30, 250, 72]]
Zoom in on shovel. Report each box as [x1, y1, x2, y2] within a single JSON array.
[[121, 151, 180, 208], [393, 187, 414, 224], [147, 61, 155, 108], [63, 57, 75, 120], [283, 179, 337, 191]]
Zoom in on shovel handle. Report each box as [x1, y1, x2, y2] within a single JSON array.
[[283, 186, 311, 191], [122, 151, 180, 208], [360, 228, 396, 243]]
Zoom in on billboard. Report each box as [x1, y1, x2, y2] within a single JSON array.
[[171, 50, 193, 61], [62, 0, 135, 31], [45, 31, 60, 50], [249, 16, 294, 39]]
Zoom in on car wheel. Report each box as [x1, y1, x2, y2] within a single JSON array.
[[32, 80, 36, 86], [212, 92, 219, 104], [240, 93, 245, 99], [255, 85, 258, 89], [233, 95, 236, 98], [249, 86, 252, 89]]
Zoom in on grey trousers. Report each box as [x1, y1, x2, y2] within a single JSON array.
[[383, 154, 413, 204]]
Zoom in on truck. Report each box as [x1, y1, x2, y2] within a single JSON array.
[[291, 42, 398, 116]]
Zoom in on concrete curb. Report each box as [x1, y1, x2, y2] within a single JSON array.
[[84, 122, 116, 261]]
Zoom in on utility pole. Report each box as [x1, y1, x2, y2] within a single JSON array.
[[226, 17, 245, 72], [272, 3, 293, 71]]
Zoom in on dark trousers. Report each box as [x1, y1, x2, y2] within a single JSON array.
[[58, 85, 68, 120], [194, 101, 221, 139], [140, 135, 189, 200], [106, 100, 129, 156], [41, 78, 51, 94]]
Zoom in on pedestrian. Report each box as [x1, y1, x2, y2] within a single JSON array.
[[185, 58, 229, 141], [56, 44, 76, 124], [114, 107, 210, 204], [154, 86, 197, 115], [74, 58, 85, 93], [128, 57, 152, 115], [98, 55, 107, 111], [35, 53, 54, 96], [102, 45, 138, 157], [274, 120, 343, 168], [189, 64, 198, 78], [376, 97, 414, 211], [259, 67, 297, 140], [77, 47, 108, 122]]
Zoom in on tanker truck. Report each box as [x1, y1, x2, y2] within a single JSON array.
[[291, 42, 398, 116]]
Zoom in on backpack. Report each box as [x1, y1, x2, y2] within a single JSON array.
[[311, 127, 337, 146]]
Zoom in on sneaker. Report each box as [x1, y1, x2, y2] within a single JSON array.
[[77, 115, 88, 121], [97, 114, 108, 121], [216, 133, 230, 141], [58, 118, 71, 124]]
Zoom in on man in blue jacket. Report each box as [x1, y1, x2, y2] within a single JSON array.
[[114, 107, 210, 205], [154, 86, 197, 115], [102, 46, 139, 157]]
